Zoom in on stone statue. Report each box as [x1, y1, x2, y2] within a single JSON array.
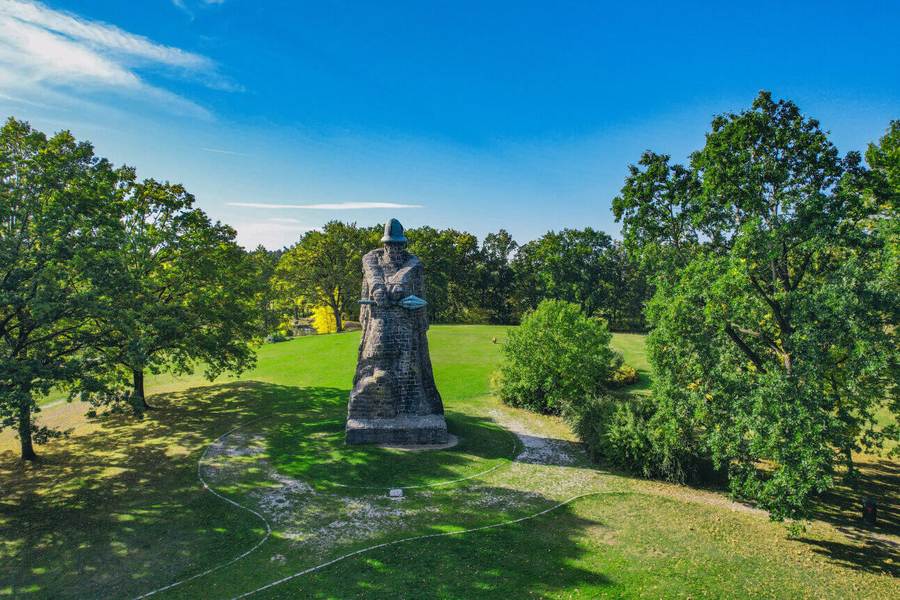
[[345, 218, 448, 445]]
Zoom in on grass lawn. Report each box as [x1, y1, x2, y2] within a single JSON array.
[[1, 325, 897, 599]]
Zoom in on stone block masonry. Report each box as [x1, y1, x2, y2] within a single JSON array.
[[345, 219, 447, 445]]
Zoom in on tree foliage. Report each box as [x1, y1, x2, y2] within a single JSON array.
[[274, 221, 376, 332], [406, 226, 480, 323], [615, 92, 898, 520], [0, 118, 127, 459], [95, 179, 260, 410], [494, 299, 620, 414], [476, 229, 518, 324], [0, 118, 263, 459], [512, 229, 648, 330]]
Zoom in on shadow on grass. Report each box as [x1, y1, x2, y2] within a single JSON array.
[[265, 410, 519, 490], [0, 381, 342, 598], [797, 457, 900, 577], [0, 381, 610, 599], [281, 498, 613, 599]]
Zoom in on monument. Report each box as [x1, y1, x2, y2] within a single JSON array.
[[345, 218, 448, 445]]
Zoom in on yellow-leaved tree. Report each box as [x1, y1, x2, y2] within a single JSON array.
[[310, 305, 337, 333]]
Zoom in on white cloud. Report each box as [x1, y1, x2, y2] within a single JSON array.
[[0, 0, 234, 118], [2, 0, 210, 68], [227, 202, 424, 210], [172, 0, 226, 20], [235, 221, 316, 249], [201, 147, 252, 156]]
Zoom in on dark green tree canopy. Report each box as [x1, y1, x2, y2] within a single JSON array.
[[615, 92, 898, 520], [95, 178, 261, 409], [0, 118, 129, 459], [512, 228, 645, 329]]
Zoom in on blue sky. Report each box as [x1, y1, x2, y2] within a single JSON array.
[[1, 0, 898, 248]]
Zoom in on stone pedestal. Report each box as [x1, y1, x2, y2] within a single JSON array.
[[345, 414, 448, 445]]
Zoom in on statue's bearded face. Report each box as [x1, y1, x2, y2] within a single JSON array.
[[384, 242, 406, 262]]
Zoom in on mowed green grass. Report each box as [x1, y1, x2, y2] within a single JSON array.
[[1, 326, 897, 599]]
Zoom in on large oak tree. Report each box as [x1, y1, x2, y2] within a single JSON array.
[[96, 179, 261, 410], [615, 92, 898, 519], [0, 118, 127, 460]]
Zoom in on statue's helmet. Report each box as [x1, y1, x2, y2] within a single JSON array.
[[380, 218, 408, 244]]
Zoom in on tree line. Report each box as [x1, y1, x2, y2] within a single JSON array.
[[258, 222, 650, 335]]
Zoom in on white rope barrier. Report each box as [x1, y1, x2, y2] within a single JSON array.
[[131, 413, 528, 599], [131, 418, 272, 599], [229, 491, 608, 599]]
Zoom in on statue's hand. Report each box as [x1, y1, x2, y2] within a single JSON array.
[[388, 284, 405, 302], [372, 286, 387, 306]]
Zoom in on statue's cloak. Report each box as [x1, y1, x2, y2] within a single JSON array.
[[345, 249, 445, 443]]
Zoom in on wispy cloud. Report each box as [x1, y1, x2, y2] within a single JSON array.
[[200, 146, 252, 157], [234, 220, 316, 249], [227, 202, 424, 210], [0, 0, 237, 118], [172, 0, 227, 20]]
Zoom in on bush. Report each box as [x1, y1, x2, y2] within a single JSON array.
[[608, 363, 639, 387], [563, 392, 714, 483], [493, 299, 620, 414], [563, 393, 654, 473]]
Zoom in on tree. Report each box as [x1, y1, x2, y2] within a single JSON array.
[[860, 121, 900, 451], [616, 92, 898, 520], [0, 118, 127, 460], [95, 179, 260, 410], [494, 299, 620, 414], [275, 221, 375, 332], [512, 228, 620, 320], [612, 151, 701, 275], [476, 230, 518, 324], [405, 226, 480, 322], [605, 242, 651, 332], [248, 245, 285, 337]]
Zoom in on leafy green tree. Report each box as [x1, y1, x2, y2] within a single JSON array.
[[860, 121, 900, 450], [0, 118, 127, 460], [605, 242, 651, 331], [275, 221, 376, 332], [248, 245, 285, 336], [494, 299, 620, 414], [612, 151, 701, 275], [865, 120, 900, 211], [476, 229, 518, 324], [406, 226, 480, 322], [95, 179, 261, 410], [512, 228, 620, 321], [616, 92, 898, 520]]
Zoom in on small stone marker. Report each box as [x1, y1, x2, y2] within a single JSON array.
[[389, 488, 403, 499]]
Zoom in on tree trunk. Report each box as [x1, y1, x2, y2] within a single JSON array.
[[18, 394, 37, 461], [133, 368, 151, 409], [332, 304, 343, 332]]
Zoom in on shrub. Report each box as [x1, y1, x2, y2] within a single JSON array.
[[493, 299, 620, 414], [563, 392, 715, 484], [608, 363, 639, 387]]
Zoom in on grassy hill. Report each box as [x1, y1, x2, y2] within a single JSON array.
[[1, 326, 896, 598]]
